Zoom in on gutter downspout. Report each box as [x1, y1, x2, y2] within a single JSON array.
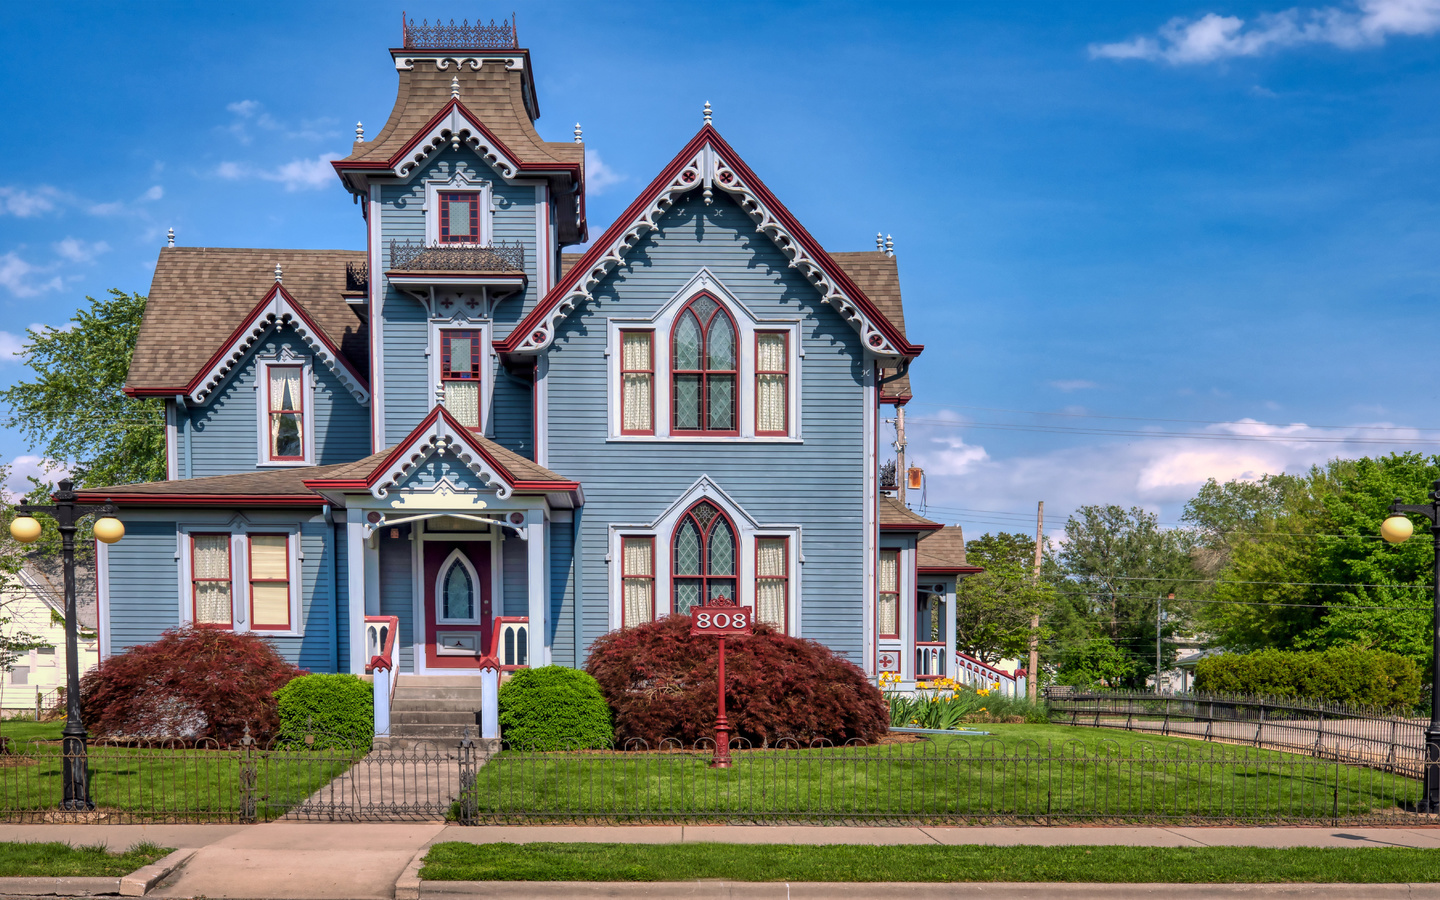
[[174, 395, 193, 480]]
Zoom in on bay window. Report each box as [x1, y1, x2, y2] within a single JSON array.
[[621, 536, 655, 627], [672, 295, 737, 434], [755, 536, 788, 631], [878, 549, 899, 638], [191, 534, 232, 628], [267, 365, 304, 461], [441, 330, 482, 428], [620, 331, 653, 434]]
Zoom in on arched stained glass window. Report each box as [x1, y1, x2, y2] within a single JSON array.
[[672, 500, 737, 615], [671, 295, 737, 433], [442, 558, 474, 620]]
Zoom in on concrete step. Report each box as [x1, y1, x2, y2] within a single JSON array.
[[390, 699, 486, 713], [394, 676, 486, 688], [392, 690, 488, 703], [390, 723, 481, 740], [392, 710, 479, 725]]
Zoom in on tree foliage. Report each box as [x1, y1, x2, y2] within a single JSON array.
[[0, 289, 163, 488], [953, 532, 1053, 665]]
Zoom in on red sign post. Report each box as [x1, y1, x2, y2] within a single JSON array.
[[689, 597, 753, 769]]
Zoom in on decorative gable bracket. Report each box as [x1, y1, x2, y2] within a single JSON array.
[[188, 285, 370, 407], [392, 101, 523, 181], [510, 140, 907, 359], [371, 415, 513, 501]]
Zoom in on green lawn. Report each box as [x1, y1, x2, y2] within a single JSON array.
[[0, 841, 170, 877], [462, 725, 1422, 824], [421, 842, 1440, 883], [0, 720, 64, 743]]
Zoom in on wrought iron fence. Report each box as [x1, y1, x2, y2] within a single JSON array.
[[0, 728, 482, 824], [388, 239, 525, 273], [345, 261, 368, 294], [455, 735, 1438, 827], [402, 16, 518, 50], [1045, 689, 1428, 778]]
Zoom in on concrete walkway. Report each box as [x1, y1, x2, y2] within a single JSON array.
[[5, 823, 1440, 899]]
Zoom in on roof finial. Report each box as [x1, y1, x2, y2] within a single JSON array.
[[274, 263, 283, 284], [355, 121, 364, 142], [876, 232, 884, 251], [573, 122, 582, 143], [703, 101, 712, 126], [167, 227, 175, 248], [451, 75, 460, 99], [885, 234, 894, 257]]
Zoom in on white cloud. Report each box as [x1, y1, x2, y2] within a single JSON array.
[[52, 237, 110, 264], [216, 154, 342, 192], [1, 456, 69, 502], [0, 252, 61, 298], [584, 150, 626, 195], [1049, 379, 1098, 392], [0, 185, 64, 217], [227, 99, 261, 117], [141, 185, 164, 201], [0, 331, 25, 361], [1090, 0, 1440, 64]]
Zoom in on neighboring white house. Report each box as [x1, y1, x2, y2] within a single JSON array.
[[0, 556, 98, 717]]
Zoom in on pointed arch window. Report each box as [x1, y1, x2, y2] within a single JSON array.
[[438, 552, 480, 623], [672, 500, 736, 615], [671, 295, 737, 434]]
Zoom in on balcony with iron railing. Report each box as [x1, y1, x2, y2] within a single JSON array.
[[387, 239, 526, 274], [402, 15, 519, 50]]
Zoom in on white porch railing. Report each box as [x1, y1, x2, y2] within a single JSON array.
[[915, 642, 946, 679], [493, 617, 529, 669], [953, 650, 1023, 698], [365, 615, 399, 737]]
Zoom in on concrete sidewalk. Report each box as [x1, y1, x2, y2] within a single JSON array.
[[4, 822, 1440, 899]]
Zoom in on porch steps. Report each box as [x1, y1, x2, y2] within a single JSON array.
[[386, 675, 487, 744]]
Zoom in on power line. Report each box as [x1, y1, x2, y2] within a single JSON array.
[[906, 417, 1440, 446], [903, 401, 1440, 435]]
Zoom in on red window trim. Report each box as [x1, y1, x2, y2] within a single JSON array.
[[672, 500, 739, 612], [619, 330, 655, 436], [248, 533, 293, 631], [438, 191, 482, 244], [670, 294, 739, 436], [878, 548, 900, 639], [190, 533, 232, 630], [621, 535, 655, 626], [754, 535, 789, 633], [439, 329, 483, 432], [266, 364, 305, 462], [754, 330, 789, 436]]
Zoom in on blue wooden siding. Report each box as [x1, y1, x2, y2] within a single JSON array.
[[105, 520, 178, 653], [394, 453, 493, 493], [490, 367, 533, 460], [545, 189, 867, 664], [177, 328, 369, 477], [377, 151, 538, 446], [378, 530, 415, 673], [549, 517, 576, 662], [501, 534, 527, 616]]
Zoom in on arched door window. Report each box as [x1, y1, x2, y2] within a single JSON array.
[[441, 556, 476, 621], [672, 500, 736, 614], [671, 295, 737, 433]]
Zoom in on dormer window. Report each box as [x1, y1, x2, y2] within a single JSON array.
[[266, 365, 305, 462], [441, 329, 482, 428], [440, 192, 481, 243]]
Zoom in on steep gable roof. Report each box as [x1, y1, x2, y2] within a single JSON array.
[[498, 125, 922, 361], [880, 495, 944, 532], [831, 252, 912, 403], [127, 248, 368, 397]]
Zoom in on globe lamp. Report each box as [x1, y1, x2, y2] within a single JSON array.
[[1381, 515, 1414, 544], [93, 517, 125, 544], [9, 516, 40, 544]]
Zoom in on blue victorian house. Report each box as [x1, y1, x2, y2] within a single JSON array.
[[83, 21, 989, 736]]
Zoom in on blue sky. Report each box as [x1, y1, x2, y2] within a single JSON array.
[[1, 1, 1438, 537]]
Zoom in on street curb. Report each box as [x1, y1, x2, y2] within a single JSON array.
[[414, 882, 1440, 899], [0, 875, 121, 896], [395, 845, 428, 900], [120, 847, 195, 896]]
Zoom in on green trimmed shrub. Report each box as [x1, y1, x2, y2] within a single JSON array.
[[498, 666, 612, 751], [1194, 647, 1422, 711], [274, 673, 373, 748]]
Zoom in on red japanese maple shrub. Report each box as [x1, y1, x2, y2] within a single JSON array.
[[586, 616, 888, 748], [80, 626, 305, 743]]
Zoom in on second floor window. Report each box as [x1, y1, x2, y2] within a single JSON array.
[[756, 332, 788, 435], [878, 549, 899, 638], [440, 192, 481, 243], [192, 534, 232, 628], [673, 500, 736, 615], [442, 330, 482, 428], [267, 366, 304, 461], [672, 295, 736, 434], [620, 331, 653, 434]]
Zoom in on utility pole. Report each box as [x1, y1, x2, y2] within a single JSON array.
[[1156, 591, 1174, 694], [895, 406, 907, 505], [1028, 501, 1043, 703]]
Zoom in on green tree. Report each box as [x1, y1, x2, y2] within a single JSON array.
[[0, 289, 163, 489], [953, 532, 1055, 665], [1053, 636, 1138, 688]]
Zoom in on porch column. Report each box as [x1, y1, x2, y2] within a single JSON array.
[[526, 506, 546, 667], [345, 509, 369, 675], [944, 578, 958, 682]]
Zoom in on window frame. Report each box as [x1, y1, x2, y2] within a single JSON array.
[[877, 548, 900, 639], [671, 500, 739, 613], [434, 548, 483, 626], [427, 320, 493, 434], [265, 364, 306, 462], [438, 191, 482, 244], [190, 532, 233, 630], [439, 328, 484, 431], [621, 535, 656, 627], [754, 535, 789, 632], [670, 294, 740, 437], [422, 175, 494, 247], [619, 329, 655, 436], [247, 532, 293, 631], [255, 357, 315, 467], [754, 330, 789, 437]]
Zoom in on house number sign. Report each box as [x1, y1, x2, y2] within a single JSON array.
[[689, 597, 752, 769]]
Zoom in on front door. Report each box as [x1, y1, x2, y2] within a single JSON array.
[[423, 541, 493, 669]]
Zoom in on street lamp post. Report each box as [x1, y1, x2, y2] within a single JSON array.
[[9, 479, 122, 811], [1382, 480, 1440, 812]]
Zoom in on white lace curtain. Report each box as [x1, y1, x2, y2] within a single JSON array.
[[877, 550, 898, 637], [268, 367, 303, 458], [192, 535, 231, 625], [249, 535, 290, 628], [622, 537, 653, 627], [621, 332, 652, 432], [756, 333, 787, 433], [445, 381, 480, 428], [756, 537, 786, 629]]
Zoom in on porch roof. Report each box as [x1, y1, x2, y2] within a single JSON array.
[[917, 525, 983, 575], [880, 495, 944, 532]]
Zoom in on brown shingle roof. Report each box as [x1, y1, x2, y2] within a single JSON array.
[[917, 526, 978, 572], [128, 247, 368, 392], [880, 494, 941, 530], [830, 252, 911, 401]]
